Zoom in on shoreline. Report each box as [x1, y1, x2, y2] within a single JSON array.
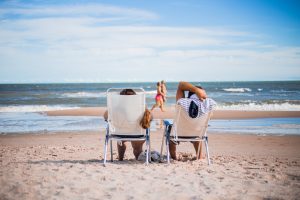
[[1, 130, 299, 137], [45, 106, 300, 119]]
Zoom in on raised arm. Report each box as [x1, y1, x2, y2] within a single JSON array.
[[176, 81, 207, 101]]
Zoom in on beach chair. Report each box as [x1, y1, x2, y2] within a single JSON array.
[[103, 88, 150, 166], [160, 104, 212, 165]]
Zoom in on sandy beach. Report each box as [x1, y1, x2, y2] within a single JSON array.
[[1, 0, 300, 199], [46, 106, 300, 119], [1, 109, 300, 199], [1, 131, 300, 199]]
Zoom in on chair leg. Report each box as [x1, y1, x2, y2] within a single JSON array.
[[205, 138, 211, 165], [196, 141, 201, 160], [145, 138, 149, 165], [103, 135, 109, 166], [148, 135, 151, 164], [110, 140, 113, 162], [160, 131, 165, 161], [166, 138, 170, 164]]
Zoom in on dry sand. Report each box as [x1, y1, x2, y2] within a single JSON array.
[[1, 130, 300, 200], [1, 108, 300, 199]]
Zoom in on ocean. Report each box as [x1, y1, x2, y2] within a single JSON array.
[[0, 81, 300, 135]]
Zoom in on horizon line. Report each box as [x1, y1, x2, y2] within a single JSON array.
[[0, 79, 299, 84]]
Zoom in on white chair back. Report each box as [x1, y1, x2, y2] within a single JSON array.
[[107, 88, 145, 135], [171, 104, 211, 138]]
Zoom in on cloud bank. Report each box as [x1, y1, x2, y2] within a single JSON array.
[[0, 2, 299, 82]]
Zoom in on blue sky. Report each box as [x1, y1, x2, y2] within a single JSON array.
[[0, 0, 299, 83]]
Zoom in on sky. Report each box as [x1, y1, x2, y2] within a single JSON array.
[[0, 0, 299, 83]]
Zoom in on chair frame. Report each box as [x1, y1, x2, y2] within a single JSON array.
[[103, 88, 150, 166], [160, 105, 212, 165]]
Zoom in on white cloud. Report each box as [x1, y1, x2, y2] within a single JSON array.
[[0, 2, 299, 82], [0, 3, 158, 20]]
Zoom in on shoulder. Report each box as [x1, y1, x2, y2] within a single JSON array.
[[177, 98, 191, 105]]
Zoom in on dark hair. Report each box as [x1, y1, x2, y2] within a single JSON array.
[[120, 89, 136, 95], [156, 82, 161, 86], [187, 86, 203, 98]]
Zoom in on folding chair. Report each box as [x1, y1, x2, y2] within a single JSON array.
[[160, 104, 212, 165], [103, 88, 150, 166]]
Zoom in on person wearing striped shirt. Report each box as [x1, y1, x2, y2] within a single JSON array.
[[169, 81, 216, 160]]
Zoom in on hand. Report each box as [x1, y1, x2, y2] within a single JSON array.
[[195, 88, 207, 101]]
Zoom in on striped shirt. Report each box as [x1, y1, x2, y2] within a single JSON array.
[[177, 94, 216, 117]]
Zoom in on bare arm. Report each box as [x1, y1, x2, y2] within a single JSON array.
[[158, 86, 165, 96], [161, 85, 167, 95], [176, 81, 207, 101]]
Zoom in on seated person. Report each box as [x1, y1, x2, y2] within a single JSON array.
[[169, 81, 215, 160], [103, 89, 152, 161]]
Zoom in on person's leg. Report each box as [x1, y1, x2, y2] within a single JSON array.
[[169, 141, 177, 160], [117, 141, 127, 161], [131, 141, 145, 160], [159, 119, 163, 129], [151, 100, 159, 111], [192, 141, 203, 159], [159, 99, 165, 112]]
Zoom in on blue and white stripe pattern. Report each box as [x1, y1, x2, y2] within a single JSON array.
[[177, 94, 216, 117]]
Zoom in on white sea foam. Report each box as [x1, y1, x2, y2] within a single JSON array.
[[0, 105, 80, 113], [209, 118, 300, 135], [223, 88, 252, 92], [62, 91, 158, 97], [61, 92, 106, 98], [0, 112, 105, 133], [217, 102, 300, 111], [145, 90, 157, 95]]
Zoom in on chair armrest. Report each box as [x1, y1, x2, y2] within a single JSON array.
[[163, 120, 173, 126], [163, 120, 173, 138]]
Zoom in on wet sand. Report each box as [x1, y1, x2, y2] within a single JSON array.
[[46, 106, 300, 119]]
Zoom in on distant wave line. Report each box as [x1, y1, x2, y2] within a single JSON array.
[[0, 105, 80, 113], [222, 88, 252, 92], [1, 102, 300, 112]]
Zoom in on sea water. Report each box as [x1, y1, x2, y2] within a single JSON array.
[[0, 81, 299, 135]]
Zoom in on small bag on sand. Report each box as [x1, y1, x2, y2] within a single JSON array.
[[138, 150, 161, 162]]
